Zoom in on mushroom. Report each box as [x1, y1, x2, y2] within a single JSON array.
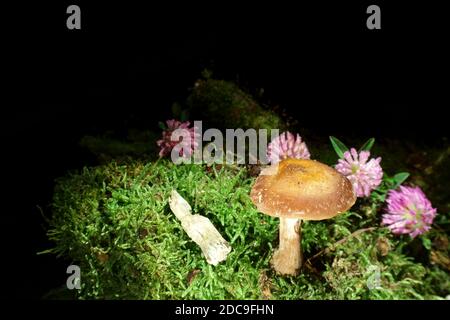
[[250, 158, 356, 275]]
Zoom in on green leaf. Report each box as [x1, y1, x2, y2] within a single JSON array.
[[359, 138, 375, 152], [158, 121, 166, 130], [421, 236, 432, 250], [329, 136, 349, 158], [393, 172, 410, 188]]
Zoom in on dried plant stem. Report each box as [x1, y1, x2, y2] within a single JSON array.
[[306, 227, 377, 265]]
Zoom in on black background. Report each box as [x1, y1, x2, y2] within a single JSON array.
[[4, 1, 449, 300]]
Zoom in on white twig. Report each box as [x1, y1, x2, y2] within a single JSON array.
[[169, 190, 231, 265]]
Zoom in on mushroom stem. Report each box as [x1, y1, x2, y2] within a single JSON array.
[[271, 217, 303, 275]]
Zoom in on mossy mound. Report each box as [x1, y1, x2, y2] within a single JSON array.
[[44, 160, 449, 299], [187, 76, 284, 132], [79, 130, 159, 163]]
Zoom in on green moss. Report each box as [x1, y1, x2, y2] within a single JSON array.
[[43, 159, 449, 299], [80, 130, 158, 162]]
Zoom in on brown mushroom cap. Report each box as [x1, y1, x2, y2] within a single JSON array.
[[250, 158, 356, 220]]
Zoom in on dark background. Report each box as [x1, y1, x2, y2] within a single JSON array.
[[4, 2, 449, 299]]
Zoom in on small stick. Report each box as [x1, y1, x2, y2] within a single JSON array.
[[169, 190, 231, 265], [306, 227, 377, 265]]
